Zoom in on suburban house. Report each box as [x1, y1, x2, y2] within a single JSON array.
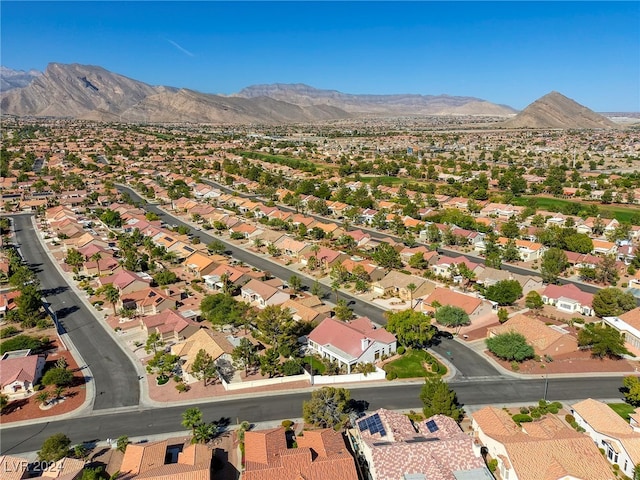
[[140, 310, 200, 344], [474, 267, 543, 295], [430, 256, 481, 279], [299, 246, 348, 270], [0, 351, 46, 396], [488, 314, 577, 357], [371, 271, 435, 302], [340, 258, 386, 283], [171, 328, 234, 384], [541, 284, 595, 317], [602, 307, 640, 355], [420, 287, 494, 321], [274, 236, 308, 258], [350, 408, 487, 480], [100, 269, 151, 295], [281, 298, 330, 324], [119, 287, 177, 316], [307, 317, 396, 373], [497, 238, 546, 262], [118, 440, 211, 480], [571, 398, 640, 478], [240, 278, 290, 309], [0, 455, 29, 480], [472, 406, 613, 480], [202, 264, 251, 293], [183, 251, 219, 278], [592, 239, 618, 256], [243, 427, 357, 480]]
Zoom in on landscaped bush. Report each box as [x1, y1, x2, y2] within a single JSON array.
[[565, 414, 575, 423], [0, 334, 47, 354], [397, 346, 406, 355], [487, 459, 498, 473], [281, 420, 294, 430], [520, 407, 530, 414], [0, 326, 19, 338], [175, 383, 189, 393], [386, 371, 398, 381], [486, 332, 535, 362], [512, 414, 533, 424]]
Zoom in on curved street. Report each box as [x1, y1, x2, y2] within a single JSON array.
[[11, 214, 140, 410]]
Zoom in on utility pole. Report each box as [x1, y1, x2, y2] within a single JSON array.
[[543, 373, 549, 401]]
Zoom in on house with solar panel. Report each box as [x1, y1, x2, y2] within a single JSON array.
[[348, 408, 489, 480]]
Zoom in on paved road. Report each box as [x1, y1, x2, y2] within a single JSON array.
[[202, 178, 610, 298], [0, 375, 624, 455], [12, 215, 140, 410], [118, 185, 500, 379]]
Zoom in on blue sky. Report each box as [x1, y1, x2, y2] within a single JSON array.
[[2, 1, 638, 111]]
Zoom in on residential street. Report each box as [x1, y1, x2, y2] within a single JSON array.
[[11, 214, 140, 410], [0, 375, 624, 455]]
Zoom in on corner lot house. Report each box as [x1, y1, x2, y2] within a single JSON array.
[[240, 278, 289, 309], [0, 351, 46, 395], [307, 317, 396, 373], [571, 398, 640, 478]]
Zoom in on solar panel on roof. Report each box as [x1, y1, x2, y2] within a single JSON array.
[[426, 419, 439, 433]]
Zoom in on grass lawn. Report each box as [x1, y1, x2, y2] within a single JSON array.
[[383, 349, 444, 379], [303, 356, 326, 375], [513, 196, 640, 223], [608, 403, 636, 422]]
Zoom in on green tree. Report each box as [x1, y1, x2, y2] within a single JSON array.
[[207, 239, 226, 255], [577, 323, 630, 359], [302, 386, 351, 429], [192, 422, 217, 444], [259, 348, 281, 378], [153, 270, 178, 286], [200, 293, 249, 326], [15, 283, 42, 318], [289, 274, 302, 294], [144, 331, 164, 354], [256, 305, 294, 348], [408, 252, 428, 270], [0, 393, 8, 412], [116, 435, 129, 453], [497, 308, 509, 323], [182, 407, 203, 435], [98, 284, 120, 313], [42, 367, 74, 387], [190, 349, 217, 386], [592, 288, 637, 317], [594, 254, 619, 285], [65, 248, 85, 269], [484, 279, 523, 306], [38, 433, 71, 462], [420, 377, 463, 422], [100, 209, 123, 228], [386, 310, 437, 347], [540, 248, 568, 284], [622, 376, 640, 406], [146, 351, 179, 380], [525, 291, 544, 310], [435, 305, 470, 328], [501, 239, 521, 263], [334, 299, 354, 321], [81, 467, 104, 480], [231, 337, 258, 376], [372, 243, 402, 270], [486, 332, 535, 361]]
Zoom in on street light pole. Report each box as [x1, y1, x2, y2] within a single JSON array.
[[543, 373, 548, 401]]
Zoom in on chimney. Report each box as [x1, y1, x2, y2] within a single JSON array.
[[361, 338, 370, 351]]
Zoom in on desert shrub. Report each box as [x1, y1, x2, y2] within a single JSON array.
[[0, 326, 19, 338], [520, 407, 530, 414], [512, 414, 533, 424], [386, 371, 398, 380], [565, 414, 575, 423]]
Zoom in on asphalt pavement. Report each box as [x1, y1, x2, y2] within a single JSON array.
[[11, 215, 140, 410], [0, 375, 624, 455]]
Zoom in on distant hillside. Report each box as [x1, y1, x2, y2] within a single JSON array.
[[502, 91, 618, 129], [0, 63, 351, 124], [0, 66, 42, 92], [236, 83, 516, 116]]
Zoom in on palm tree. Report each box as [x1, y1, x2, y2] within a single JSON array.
[[53, 386, 66, 401], [100, 284, 120, 314], [181, 407, 203, 436], [35, 390, 50, 406], [192, 422, 216, 444], [407, 283, 417, 309], [90, 252, 103, 277], [331, 279, 341, 304]]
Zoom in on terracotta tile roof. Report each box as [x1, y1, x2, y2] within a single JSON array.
[[243, 427, 357, 480], [0, 455, 28, 480], [142, 310, 198, 336], [171, 328, 233, 371], [472, 407, 613, 480], [356, 409, 484, 480], [41, 457, 86, 479], [423, 287, 482, 315], [120, 440, 168, 478], [542, 283, 594, 307], [0, 354, 42, 388], [488, 314, 576, 355]]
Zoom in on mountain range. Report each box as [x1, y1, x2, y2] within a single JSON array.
[[0, 63, 619, 128]]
